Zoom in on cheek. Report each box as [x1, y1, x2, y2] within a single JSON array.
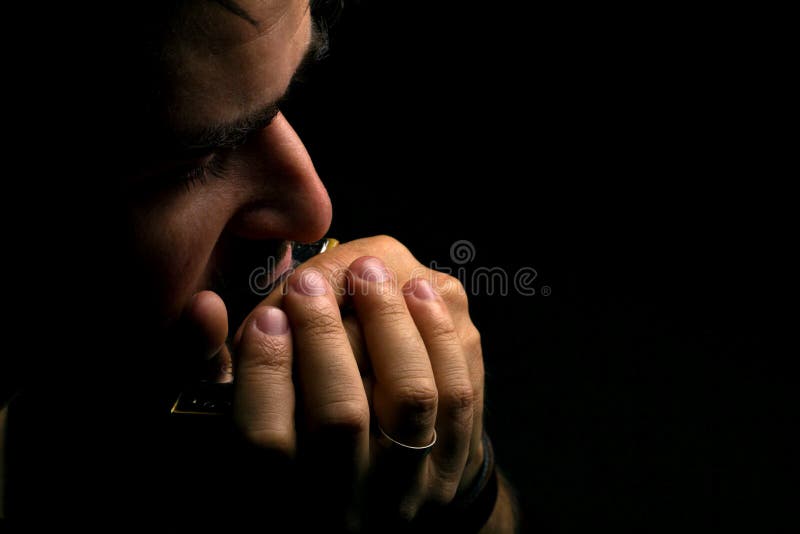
[[130, 191, 233, 325]]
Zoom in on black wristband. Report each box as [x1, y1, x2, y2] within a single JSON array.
[[413, 431, 499, 533]]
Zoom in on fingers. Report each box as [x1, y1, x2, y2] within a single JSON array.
[[342, 313, 371, 378], [227, 240, 484, 526], [284, 269, 370, 440], [348, 257, 438, 448], [349, 258, 481, 523], [246, 236, 422, 314], [229, 306, 298, 523], [233, 306, 296, 458], [431, 274, 487, 488], [283, 268, 370, 528], [402, 277, 474, 503], [348, 257, 438, 523], [343, 313, 374, 408]]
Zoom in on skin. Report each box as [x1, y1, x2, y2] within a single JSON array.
[[2, 0, 516, 530], [126, 1, 331, 328]]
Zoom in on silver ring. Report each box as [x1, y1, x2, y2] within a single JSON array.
[[376, 424, 437, 456]]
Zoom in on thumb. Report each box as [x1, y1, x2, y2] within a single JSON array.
[[181, 290, 232, 382]]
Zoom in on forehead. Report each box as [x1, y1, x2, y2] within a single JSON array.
[[162, 0, 311, 134]]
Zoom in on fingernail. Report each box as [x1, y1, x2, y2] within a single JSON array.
[[254, 306, 289, 335], [291, 268, 327, 296], [406, 278, 437, 300], [351, 256, 390, 283]]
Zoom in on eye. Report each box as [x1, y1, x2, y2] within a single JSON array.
[[131, 151, 232, 197], [173, 154, 228, 191]]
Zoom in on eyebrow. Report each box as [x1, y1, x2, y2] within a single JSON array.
[[170, 20, 327, 156]]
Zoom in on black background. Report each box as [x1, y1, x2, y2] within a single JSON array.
[[0, 1, 788, 530], [281, 2, 788, 531]]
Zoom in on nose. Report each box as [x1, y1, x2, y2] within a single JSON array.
[[226, 112, 332, 243]]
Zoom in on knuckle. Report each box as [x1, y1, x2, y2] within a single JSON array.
[[436, 273, 469, 309], [316, 399, 370, 435], [300, 308, 344, 338], [373, 297, 408, 321], [237, 425, 295, 457], [394, 381, 439, 420], [427, 315, 459, 341], [371, 234, 403, 252], [442, 382, 475, 421], [244, 336, 291, 372], [318, 255, 351, 276], [463, 324, 482, 351]]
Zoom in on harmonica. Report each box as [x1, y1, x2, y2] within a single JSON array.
[[170, 237, 339, 416]]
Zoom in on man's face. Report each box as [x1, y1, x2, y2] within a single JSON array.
[[122, 0, 331, 341]]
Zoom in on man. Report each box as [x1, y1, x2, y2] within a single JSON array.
[[1, 0, 518, 530]]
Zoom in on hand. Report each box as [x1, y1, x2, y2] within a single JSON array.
[[193, 236, 486, 528]]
